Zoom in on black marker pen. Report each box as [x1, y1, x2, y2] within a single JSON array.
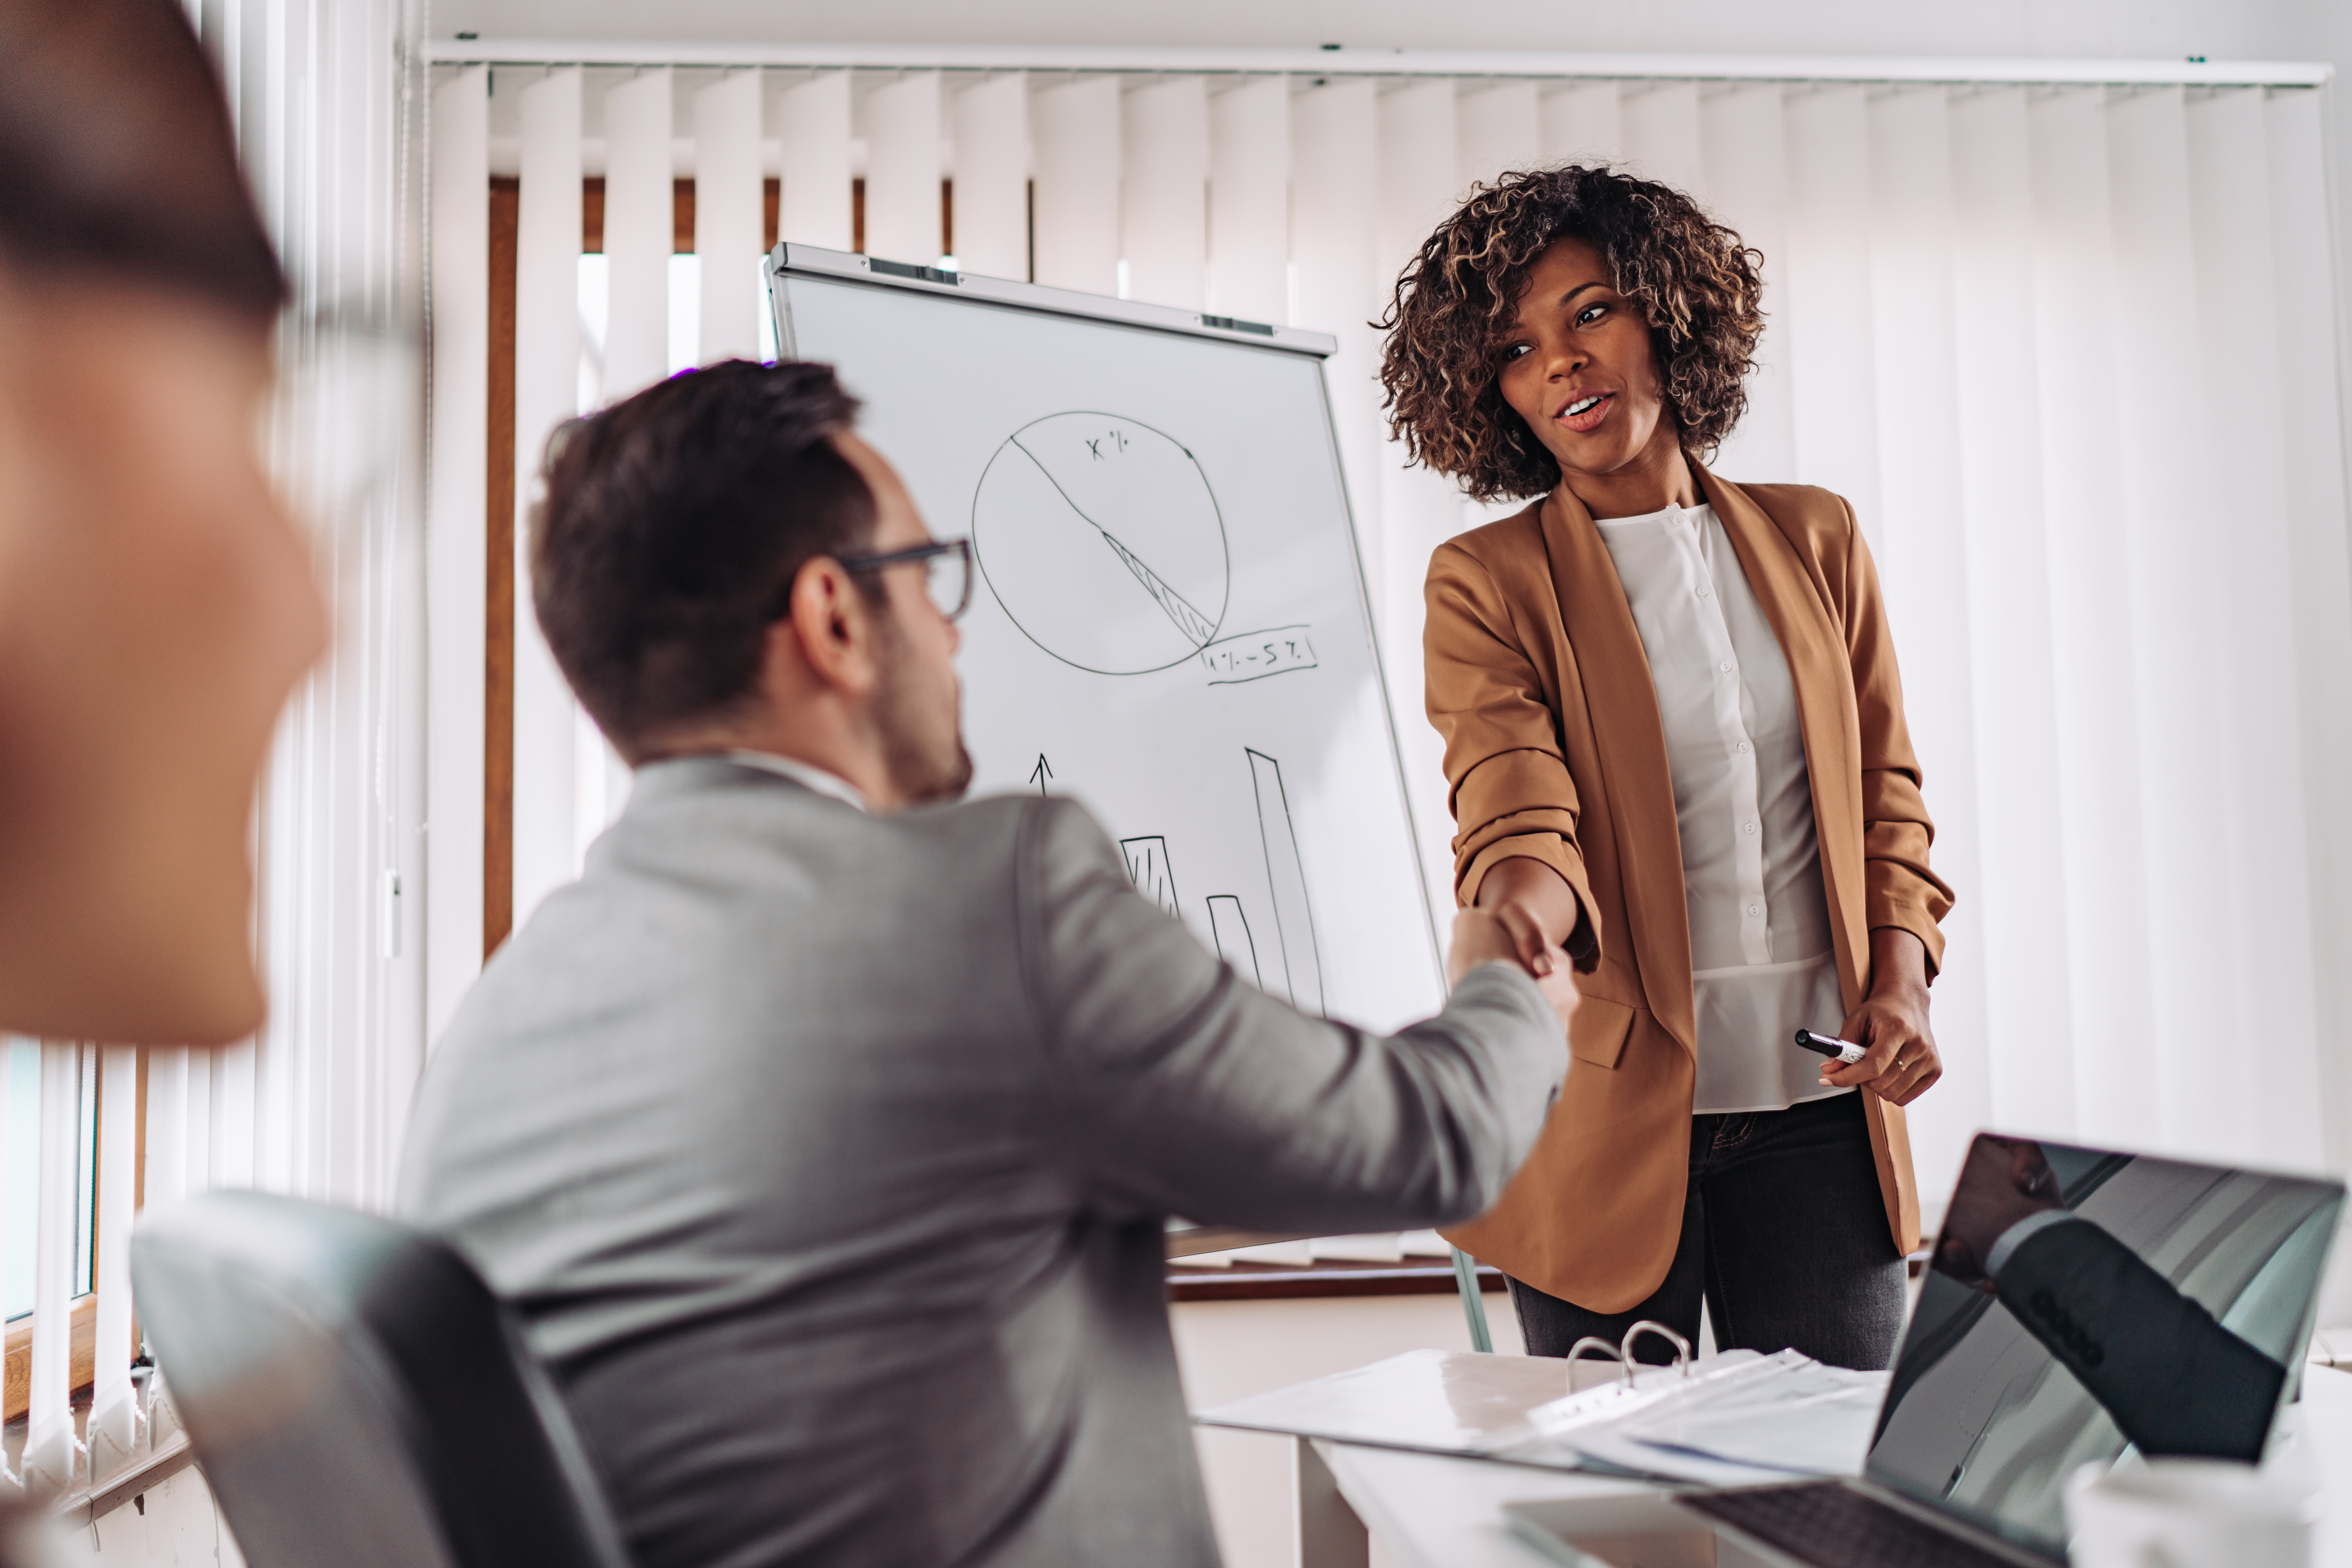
[[1792, 1028, 1866, 1066]]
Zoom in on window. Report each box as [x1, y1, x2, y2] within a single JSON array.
[[3, 1040, 99, 1324]]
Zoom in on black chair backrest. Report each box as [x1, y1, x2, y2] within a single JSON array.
[[132, 1191, 633, 1568]]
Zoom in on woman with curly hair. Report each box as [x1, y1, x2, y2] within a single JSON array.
[[1382, 166, 1954, 1369]]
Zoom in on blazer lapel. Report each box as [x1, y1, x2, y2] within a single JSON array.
[[1537, 490, 1697, 1055], [1699, 466, 1868, 1008]]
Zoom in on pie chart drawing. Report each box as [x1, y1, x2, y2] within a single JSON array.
[[971, 412, 1230, 675]]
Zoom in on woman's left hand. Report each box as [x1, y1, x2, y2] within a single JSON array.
[[1821, 928, 1941, 1107]]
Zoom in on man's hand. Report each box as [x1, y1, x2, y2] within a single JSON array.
[[1449, 908, 1579, 1034], [1936, 1136, 2063, 1288], [1819, 927, 1941, 1107]]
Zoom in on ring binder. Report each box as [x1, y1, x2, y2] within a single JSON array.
[[1621, 1320, 1693, 1380]]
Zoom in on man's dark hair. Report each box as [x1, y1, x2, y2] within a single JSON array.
[[533, 360, 878, 755], [0, 0, 285, 320]]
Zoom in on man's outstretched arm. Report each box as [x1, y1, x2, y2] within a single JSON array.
[[1016, 799, 1571, 1235]]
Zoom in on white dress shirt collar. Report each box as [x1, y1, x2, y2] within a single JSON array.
[[723, 750, 870, 813]]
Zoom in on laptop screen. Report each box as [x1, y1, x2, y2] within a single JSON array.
[[1863, 1136, 2343, 1557]]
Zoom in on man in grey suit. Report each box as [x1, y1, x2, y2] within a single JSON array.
[[398, 361, 1575, 1568]]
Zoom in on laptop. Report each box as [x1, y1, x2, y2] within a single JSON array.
[[1506, 1134, 2346, 1568]]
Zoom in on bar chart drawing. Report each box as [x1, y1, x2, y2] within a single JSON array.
[[1247, 748, 1325, 1016], [1119, 836, 1181, 919], [1205, 895, 1263, 990]]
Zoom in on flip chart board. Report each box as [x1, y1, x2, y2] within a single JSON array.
[[767, 246, 1444, 1032]]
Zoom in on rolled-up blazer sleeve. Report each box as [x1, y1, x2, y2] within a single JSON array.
[[1424, 541, 1602, 971], [1838, 497, 1955, 976]]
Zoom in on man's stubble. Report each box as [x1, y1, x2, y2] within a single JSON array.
[[872, 607, 973, 806]]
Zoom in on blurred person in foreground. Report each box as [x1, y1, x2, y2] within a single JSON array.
[[397, 359, 1577, 1568], [0, 0, 321, 1553], [0, 0, 327, 1047]]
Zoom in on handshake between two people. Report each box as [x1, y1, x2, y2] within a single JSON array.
[[1445, 856, 1583, 1034], [1447, 905, 1580, 1033]]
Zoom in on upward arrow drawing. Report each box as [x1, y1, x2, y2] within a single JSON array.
[[1030, 755, 1054, 797]]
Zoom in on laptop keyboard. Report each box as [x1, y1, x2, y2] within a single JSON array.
[[1679, 1482, 2030, 1568]]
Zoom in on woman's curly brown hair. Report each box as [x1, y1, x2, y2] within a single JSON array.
[[1377, 165, 1764, 501]]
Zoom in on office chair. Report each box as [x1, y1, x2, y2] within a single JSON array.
[[131, 1191, 633, 1568]]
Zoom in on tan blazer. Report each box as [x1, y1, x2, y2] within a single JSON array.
[[1425, 465, 1955, 1312]]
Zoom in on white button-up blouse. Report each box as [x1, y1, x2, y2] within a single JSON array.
[[1593, 501, 1851, 1114]]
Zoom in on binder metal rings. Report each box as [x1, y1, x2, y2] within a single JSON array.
[[1561, 1319, 1695, 1392]]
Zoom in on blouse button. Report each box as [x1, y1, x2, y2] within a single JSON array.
[[1736, 741, 1752, 754], [1744, 822, 1759, 835], [1718, 660, 1734, 673]]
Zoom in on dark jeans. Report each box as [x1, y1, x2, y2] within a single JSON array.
[[1508, 1091, 1907, 1371]]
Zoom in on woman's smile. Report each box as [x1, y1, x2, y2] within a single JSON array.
[[1556, 390, 1615, 434]]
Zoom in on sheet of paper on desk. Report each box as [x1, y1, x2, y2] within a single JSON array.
[[1193, 1346, 1882, 1485], [1508, 1350, 1887, 1486], [1192, 1348, 1728, 1457]]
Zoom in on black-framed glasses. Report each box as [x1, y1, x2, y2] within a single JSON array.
[[795, 537, 973, 622], [838, 537, 973, 621]]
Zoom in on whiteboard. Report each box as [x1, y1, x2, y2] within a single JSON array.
[[769, 247, 1443, 1032]]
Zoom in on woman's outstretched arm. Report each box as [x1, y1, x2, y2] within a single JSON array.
[[1425, 535, 1602, 973]]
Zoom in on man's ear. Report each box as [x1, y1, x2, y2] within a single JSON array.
[[780, 555, 880, 697]]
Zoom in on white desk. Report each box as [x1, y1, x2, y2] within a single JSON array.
[[1295, 1363, 2352, 1568]]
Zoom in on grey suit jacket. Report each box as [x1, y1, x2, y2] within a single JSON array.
[[397, 758, 1566, 1568]]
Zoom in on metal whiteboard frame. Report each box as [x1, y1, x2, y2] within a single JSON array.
[[765, 243, 1336, 360], [763, 242, 1447, 1002]]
